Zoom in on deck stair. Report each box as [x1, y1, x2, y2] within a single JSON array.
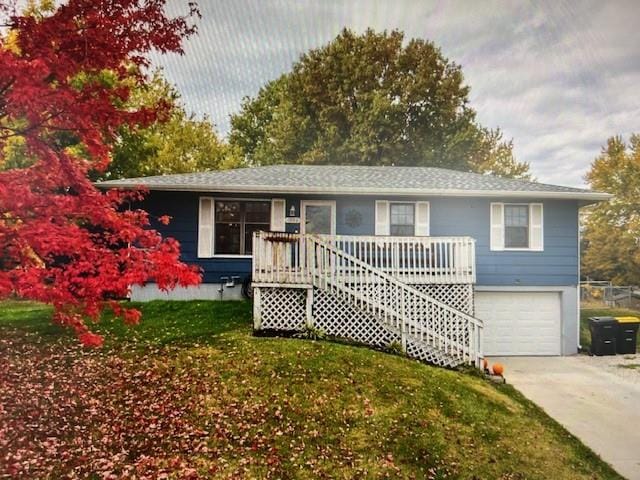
[[253, 232, 483, 368]]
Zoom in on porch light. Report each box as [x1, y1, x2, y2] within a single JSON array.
[[289, 205, 296, 217]]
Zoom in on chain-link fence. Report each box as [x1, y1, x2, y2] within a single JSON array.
[[580, 281, 640, 309]]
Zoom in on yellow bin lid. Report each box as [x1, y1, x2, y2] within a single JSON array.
[[615, 316, 640, 324]]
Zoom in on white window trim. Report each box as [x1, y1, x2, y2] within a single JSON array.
[[375, 200, 390, 236], [270, 198, 286, 232], [415, 201, 430, 236], [498, 202, 544, 252], [197, 196, 214, 258], [203, 197, 272, 258], [300, 200, 337, 235]]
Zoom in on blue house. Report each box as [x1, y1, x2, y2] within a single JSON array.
[[99, 165, 609, 367]]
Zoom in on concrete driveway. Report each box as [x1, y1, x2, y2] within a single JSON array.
[[490, 354, 640, 480]]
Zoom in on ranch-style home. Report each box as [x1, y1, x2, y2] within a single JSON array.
[[98, 165, 610, 367]]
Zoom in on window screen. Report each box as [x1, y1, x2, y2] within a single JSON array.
[[504, 204, 529, 248], [390, 203, 415, 236]]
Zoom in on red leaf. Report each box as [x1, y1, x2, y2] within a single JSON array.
[[0, 0, 202, 344], [78, 332, 104, 348]]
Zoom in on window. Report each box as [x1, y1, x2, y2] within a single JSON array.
[[504, 204, 529, 248], [375, 200, 429, 236], [490, 202, 543, 251], [215, 200, 270, 255], [390, 203, 415, 236]]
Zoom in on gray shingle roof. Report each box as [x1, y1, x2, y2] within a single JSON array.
[[96, 165, 610, 201]]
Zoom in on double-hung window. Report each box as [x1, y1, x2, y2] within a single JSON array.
[[490, 202, 543, 251], [375, 200, 429, 236], [214, 200, 270, 255], [389, 203, 415, 236], [504, 204, 529, 248]]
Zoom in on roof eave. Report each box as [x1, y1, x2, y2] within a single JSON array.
[[95, 182, 613, 202]]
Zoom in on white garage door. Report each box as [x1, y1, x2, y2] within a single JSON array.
[[475, 291, 562, 356]]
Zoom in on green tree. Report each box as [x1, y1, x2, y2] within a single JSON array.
[[101, 71, 243, 179], [1, 130, 34, 170], [472, 128, 531, 179], [2, 70, 243, 177], [230, 28, 530, 178], [582, 135, 640, 285], [0, 1, 53, 171]]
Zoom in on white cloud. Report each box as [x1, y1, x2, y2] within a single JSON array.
[[156, 0, 640, 187]]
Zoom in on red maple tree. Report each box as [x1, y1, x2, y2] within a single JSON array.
[[0, 0, 202, 346]]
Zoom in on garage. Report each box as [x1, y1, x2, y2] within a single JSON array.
[[475, 291, 562, 356]]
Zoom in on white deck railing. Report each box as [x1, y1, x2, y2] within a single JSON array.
[[252, 231, 482, 366], [252, 232, 476, 285]]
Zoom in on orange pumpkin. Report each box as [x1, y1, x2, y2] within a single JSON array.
[[492, 363, 504, 376]]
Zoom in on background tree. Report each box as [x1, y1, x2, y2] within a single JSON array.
[[230, 28, 531, 178], [1, 70, 243, 178], [101, 71, 244, 180], [472, 128, 531, 179], [0, 0, 201, 345], [581, 135, 640, 285]]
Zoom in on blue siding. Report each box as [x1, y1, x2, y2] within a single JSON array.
[[336, 198, 376, 235], [142, 191, 579, 286], [429, 197, 579, 286], [143, 191, 255, 283]]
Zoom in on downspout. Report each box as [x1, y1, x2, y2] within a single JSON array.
[[577, 207, 582, 351]]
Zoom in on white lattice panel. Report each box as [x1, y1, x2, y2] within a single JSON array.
[[312, 288, 400, 348], [405, 338, 461, 368], [254, 281, 477, 368], [258, 288, 306, 331], [412, 284, 474, 315]]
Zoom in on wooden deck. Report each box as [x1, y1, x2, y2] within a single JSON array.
[[252, 232, 483, 368], [253, 232, 476, 286]]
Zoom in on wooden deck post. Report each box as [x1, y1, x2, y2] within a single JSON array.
[[400, 293, 407, 352], [305, 287, 314, 328], [253, 286, 262, 330]]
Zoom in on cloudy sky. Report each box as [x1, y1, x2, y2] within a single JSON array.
[[155, 0, 639, 187]]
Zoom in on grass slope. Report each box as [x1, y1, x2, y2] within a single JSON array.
[[0, 300, 624, 479], [581, 307, 640, 352]]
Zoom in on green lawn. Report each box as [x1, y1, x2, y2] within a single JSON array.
[[0, 300, 624, 479], [580, 307, 640, 352]]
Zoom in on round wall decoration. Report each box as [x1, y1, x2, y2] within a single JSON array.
[[345, 209, 363, 228]]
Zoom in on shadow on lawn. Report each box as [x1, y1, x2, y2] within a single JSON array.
[[0, 300, 253, 350]]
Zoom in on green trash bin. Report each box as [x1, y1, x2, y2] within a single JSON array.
[[615, 316, 640, 354], [589, 317, 618, 356]]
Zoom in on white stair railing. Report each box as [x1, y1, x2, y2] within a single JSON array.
[[306, 235, 483, 367]]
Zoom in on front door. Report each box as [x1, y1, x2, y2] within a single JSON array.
[[301, 201, 336, 235]]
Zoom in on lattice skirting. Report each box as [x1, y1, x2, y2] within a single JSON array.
[[412, 283, 474, 316], [256, 287, 307, 331], [254, 284, 473, 352], [405, 338, 459, 368], [312, 288, 400, 348]]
